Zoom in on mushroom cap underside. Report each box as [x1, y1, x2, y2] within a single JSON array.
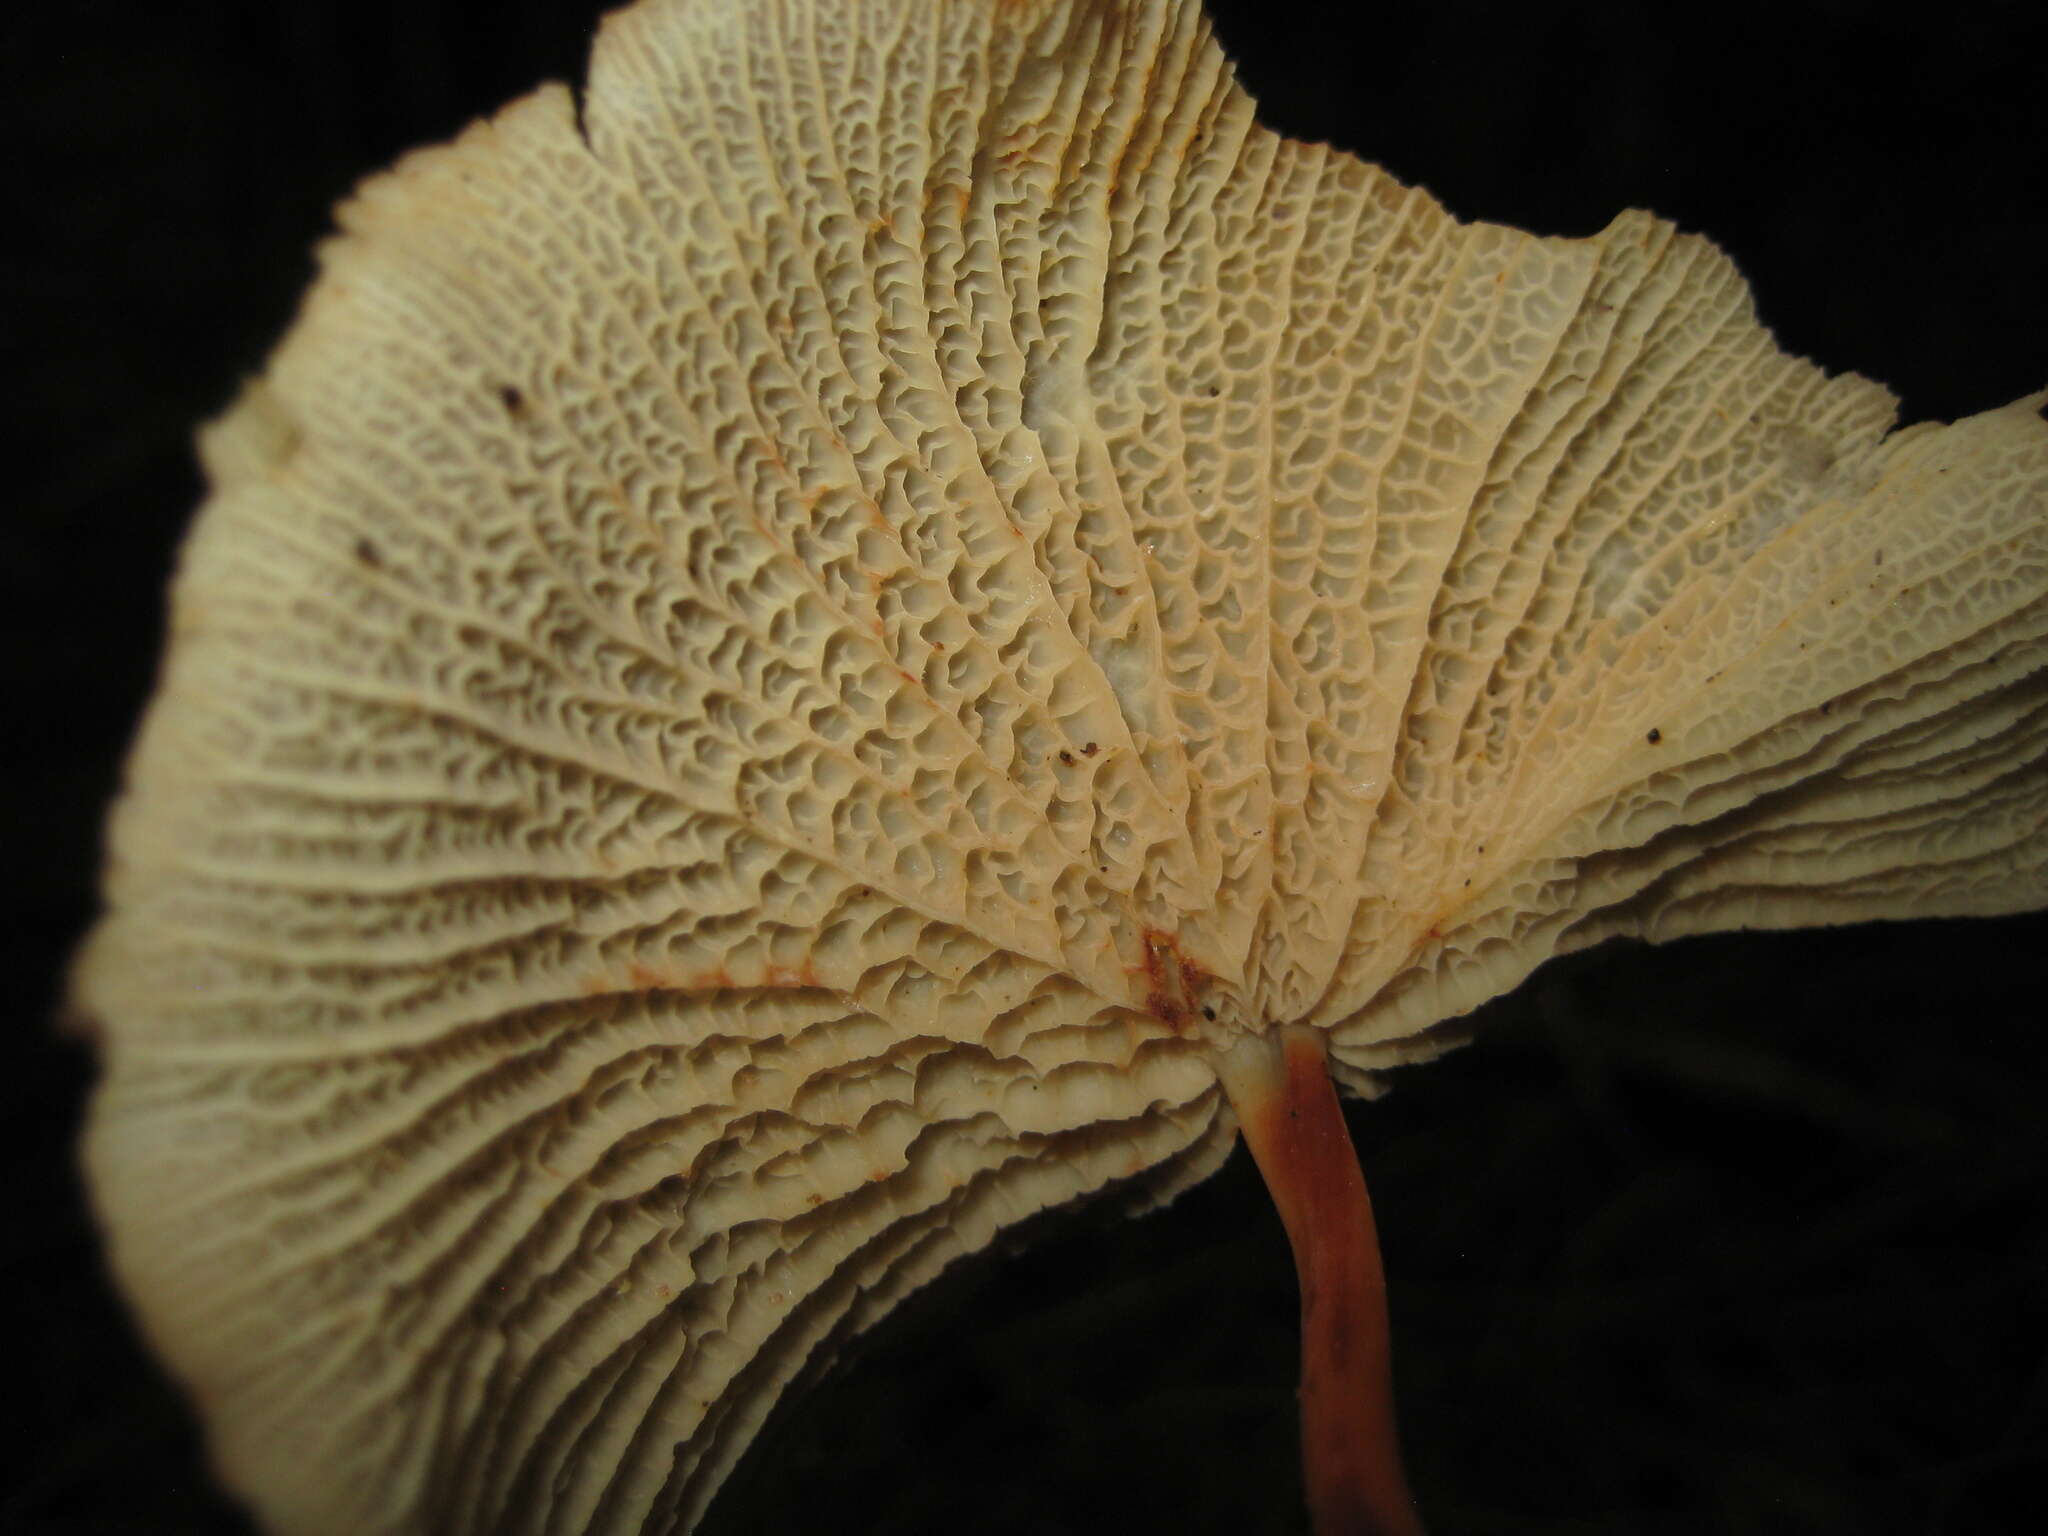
[[77, 0, 2048, 1531]]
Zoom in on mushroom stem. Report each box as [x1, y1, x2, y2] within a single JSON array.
[[1219, 1026, 1424, 1536]]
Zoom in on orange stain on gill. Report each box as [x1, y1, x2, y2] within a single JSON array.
[[1135, 928, 1211, 1034], [584, 959, 823, 995]]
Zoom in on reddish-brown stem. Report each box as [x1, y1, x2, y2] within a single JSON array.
[[1220, 1027, 1424, 1536]]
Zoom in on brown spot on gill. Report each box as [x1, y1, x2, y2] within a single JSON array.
[[1135, 929, 1211, 1034]]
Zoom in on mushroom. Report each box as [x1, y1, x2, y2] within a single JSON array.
[[74, 0, 2047, 1532]]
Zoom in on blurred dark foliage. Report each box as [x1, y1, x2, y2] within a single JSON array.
[[5, 1, 2044, 1532]]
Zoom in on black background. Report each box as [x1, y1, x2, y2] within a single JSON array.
[[7, 1, 2046, 1532]]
